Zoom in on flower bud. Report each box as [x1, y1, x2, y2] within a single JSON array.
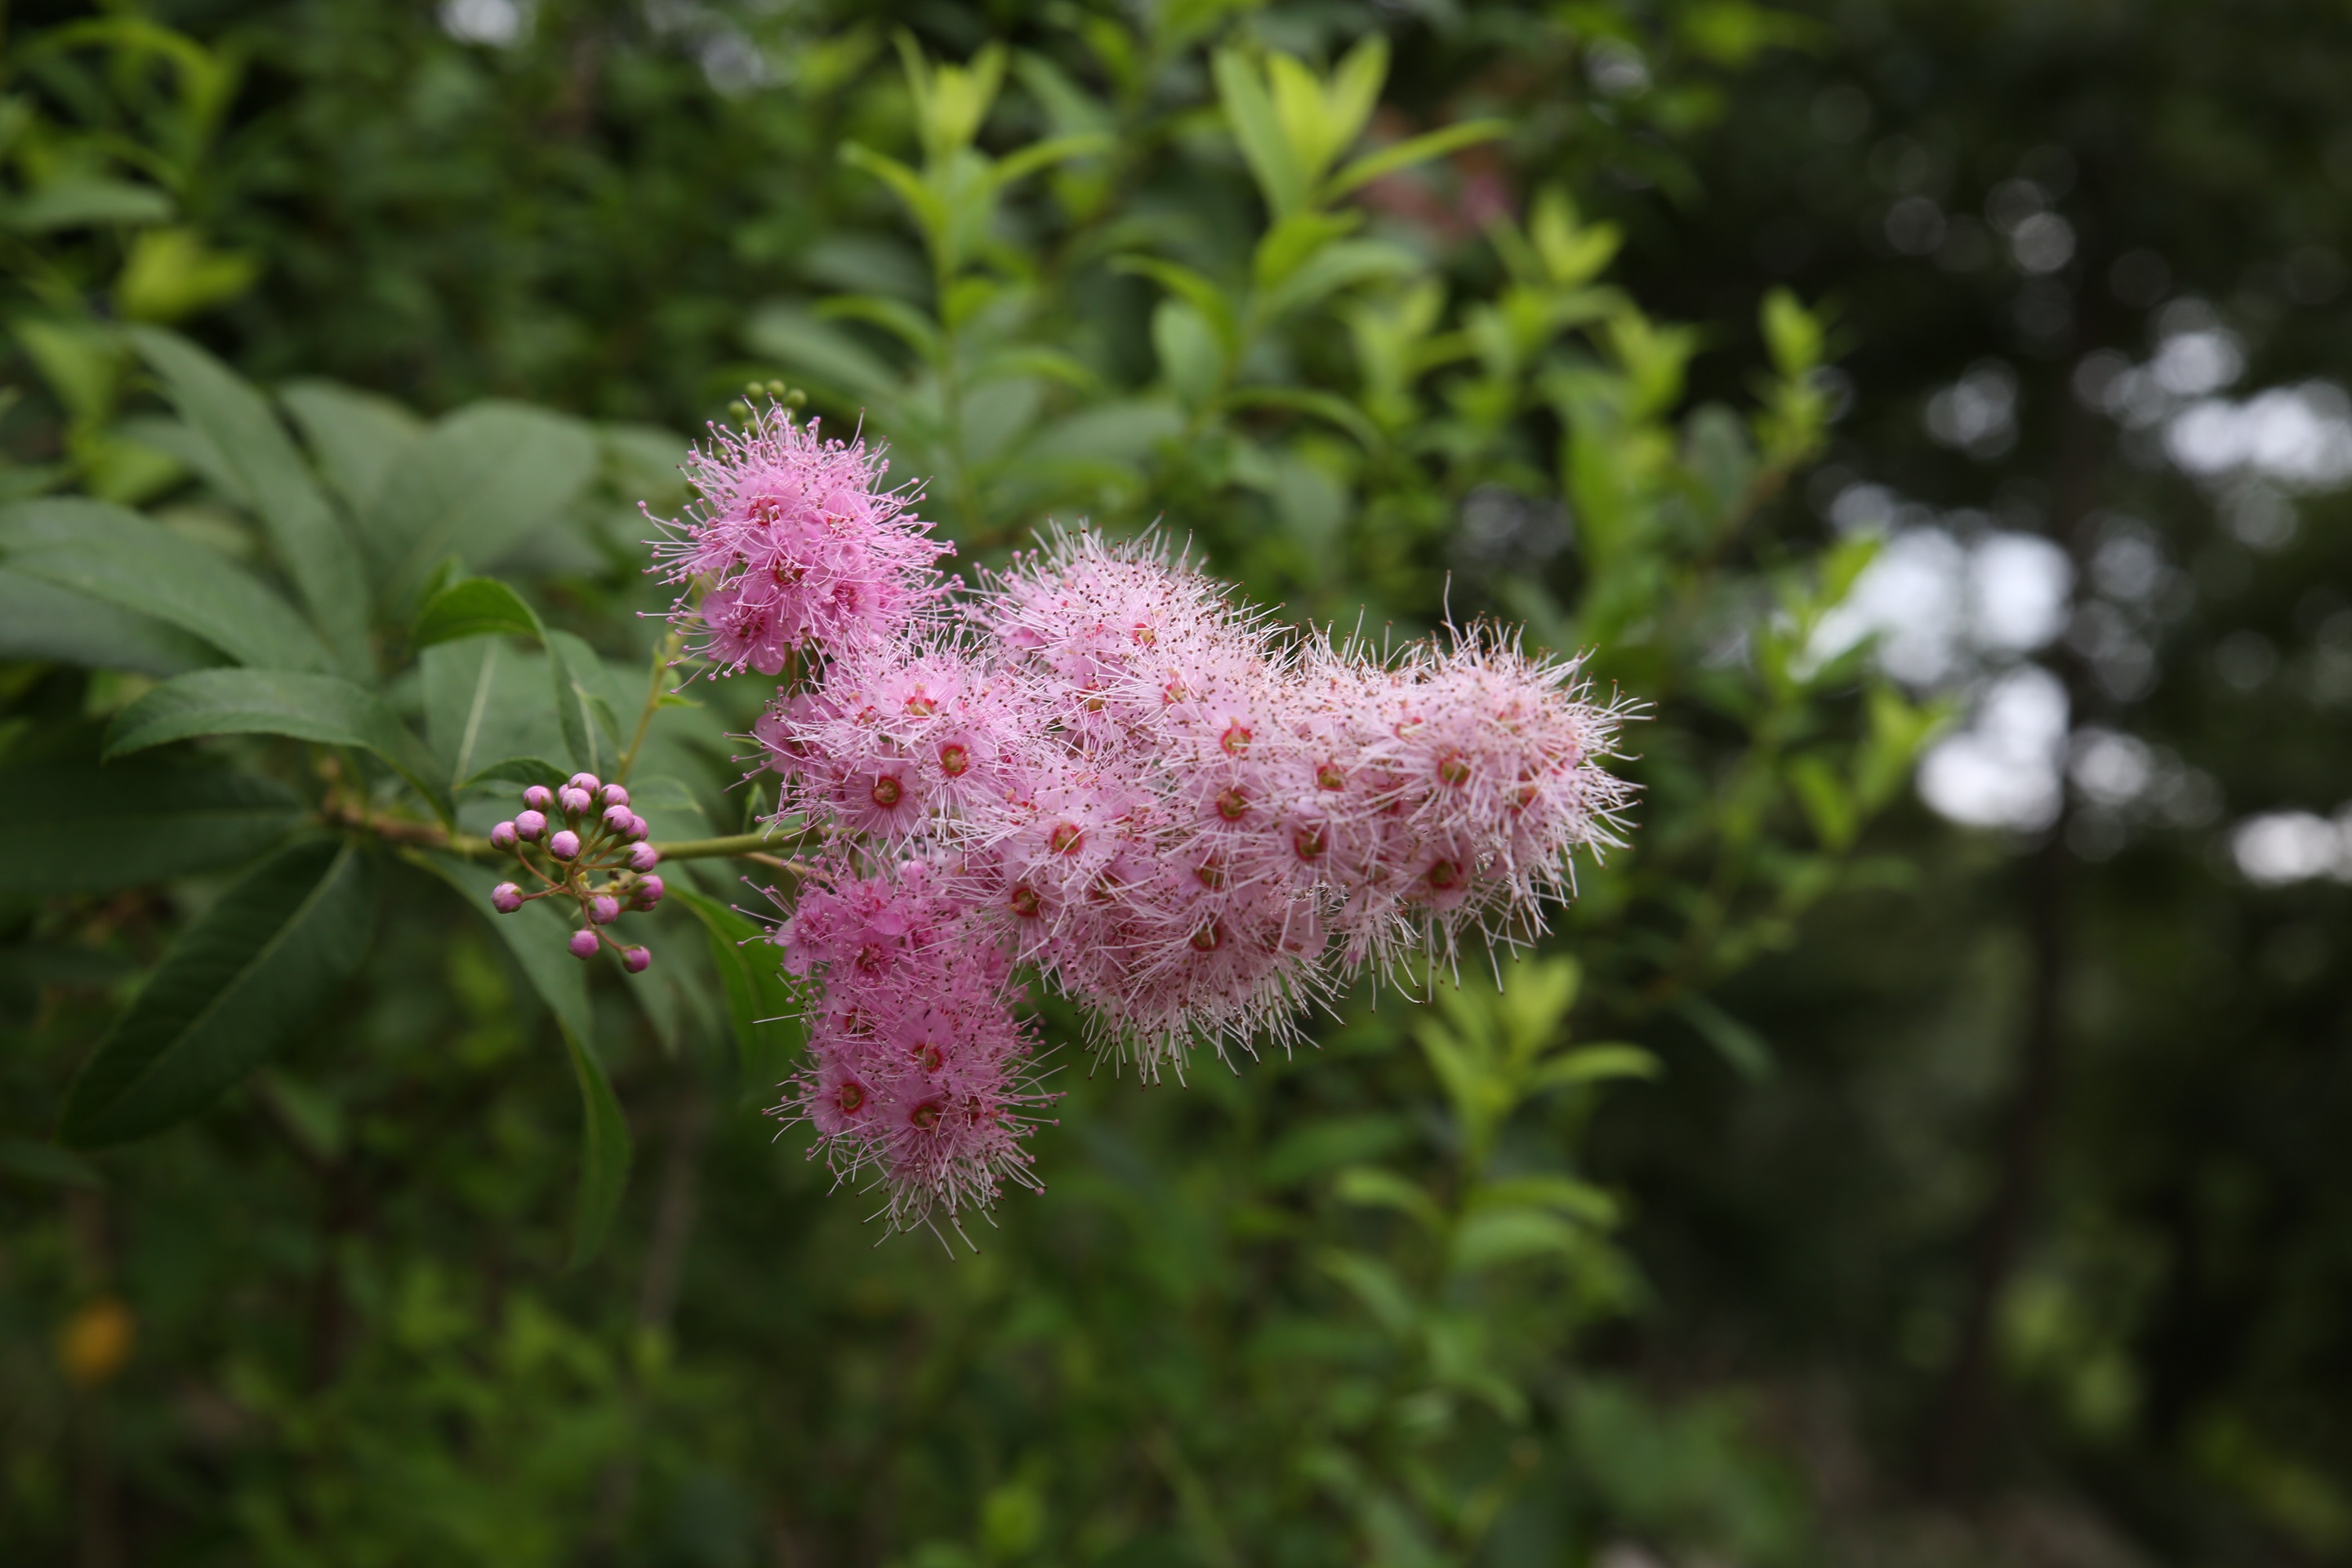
[[523, 785, 554, 811], [515, 810, 547, 840], [627, 842, 661, 872], [550, 830, 581, 861], [568, 929, 599, 960], [621, 946, 652, 974], [635, 875, 665, 908], [603, 803, 634, 834], [568, 773, 601, 794], [600, 783, 630, 808], [491, 882, 523, 914], [559, 786, 593, 816], [590, 893, 621, 926], [490, 820, 519, 850], [626, 814, 649, 841]]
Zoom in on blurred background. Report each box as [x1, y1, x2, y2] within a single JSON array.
[[2, 1, 2349, 1564]]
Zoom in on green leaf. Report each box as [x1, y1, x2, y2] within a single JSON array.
[[0, 497, 331, 673], [1452, 1207, 1585, 1272], [1316, 1246, 1418, 1339], [0, 1138, 104, 1188], [990, 131, 1115, 188], [1111, 256, 1241, 358], [670, 884, 801, 1095], [410, 850, 626, 1266], [279, 378, 423, 521], [60, 839, 376, 1147], [1472, 1174, 1620, 1227], [1530, 1043, 1661, 1092], [366, 402, 598, 605], [2, 178, 173, 232], [1760, 287, 1824, 378], [547, 630, 624, 777], [1674, 993, 1775, 1080], [559, 1017, 632, 1268], [104, 669, 452, 825], [421, 640, 565, 788], [410, 576, 546, 650], [1323, 119, 1511, 201], [1214, 50, 1307, 219], [454, 755, 571, 792], [0, 568, 224, 675], [1333, 1165, 1444, 1232], [2, 763, 305, 896], [127, 327, 372, 677], [1216, 385, 1383, 450]]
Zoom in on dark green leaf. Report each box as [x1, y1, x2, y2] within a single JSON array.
[[0, 568, 224, 675], [455, 756, 571, 792], [421, 640, 566, 788], [2, 763, 305, 896], [366, 403, 598, 604], [0, 1138, 104, 1188], [411, 576, 546, 650], [104, 670, 452, 825], [0, 497, 331, 672], [412, 851, 626, 1265], [127, 328, 373, 676], [60, 840, 377, 1147], [2, 178, 173, 232], [1674, 993, 1775, 1081], [670, 884, 800, 1096]]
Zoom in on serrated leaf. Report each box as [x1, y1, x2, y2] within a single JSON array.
[[60, 839, 376, 1147], [411, 576, 546, 649], [411, 850, 626, 1265], [669, 884, 801, 1095], [104, 669, 451, 825], [0, 497, 331, 672], [366, 402, 598, 604], [2, 763, 305, 896], [127, 328, 372, 676], [0, 568, 224, 675]]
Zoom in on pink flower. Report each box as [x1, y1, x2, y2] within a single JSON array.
[[649, 406, 950, 672]]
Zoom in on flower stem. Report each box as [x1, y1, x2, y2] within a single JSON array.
[[616, 621, 688, 787]]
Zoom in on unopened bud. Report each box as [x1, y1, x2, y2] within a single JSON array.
[[568, 928, 599, 960], [635, 874, 665, 908], [559, 786, 593, 816], [550, 830, 581, 861], [490, 820, 519, 850], [515, 810, 547, 840], [626, 814, 649, 841], [568, 773, 601, 793], [491, 882, 523, 914], [627, 842, 661, 872], [603, 804, 634, 834], [601, 783, 630, 807], [621, 946, 652, 973], [523, 785, 555, 811], [590, 893, 621, 925]]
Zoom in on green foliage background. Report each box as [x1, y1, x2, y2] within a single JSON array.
[[2, 2, 2348, 1565]]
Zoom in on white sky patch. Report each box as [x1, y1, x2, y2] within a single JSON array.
[[2165, 383, 2352, 489], [1917, 665, 2069, 831], [1809, 523, 2071, 688], [2230, 810, 2352, 885], [439, 0, 530, 46]]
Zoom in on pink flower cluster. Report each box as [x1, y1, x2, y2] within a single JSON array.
[[488, 774, 663, 970], [655, 411, 1630, 1239], [648, 405, 946, 675]]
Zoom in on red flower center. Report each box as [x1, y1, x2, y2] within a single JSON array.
[[1293, 826, 1326, 861], [1426, 858, 1463, 891], [1190, 923, 1223, 953], [1049, 822, 1085, 855], [1316, 762, 1346, 791], [1437, 749, 1471, 786], [904, 693, 938, 716], [938, 742, 970, 777], [836, 1081, 866, 1114], [1009, 884, 1043, 918], [917, 1043, 944, 1073], [1220, 722, 1252, 757], [910, 1100, 941, 1131], [1215, 788, 1250, 822], [870, 774, 903, 808], [1195, 859, 1225, 890]]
